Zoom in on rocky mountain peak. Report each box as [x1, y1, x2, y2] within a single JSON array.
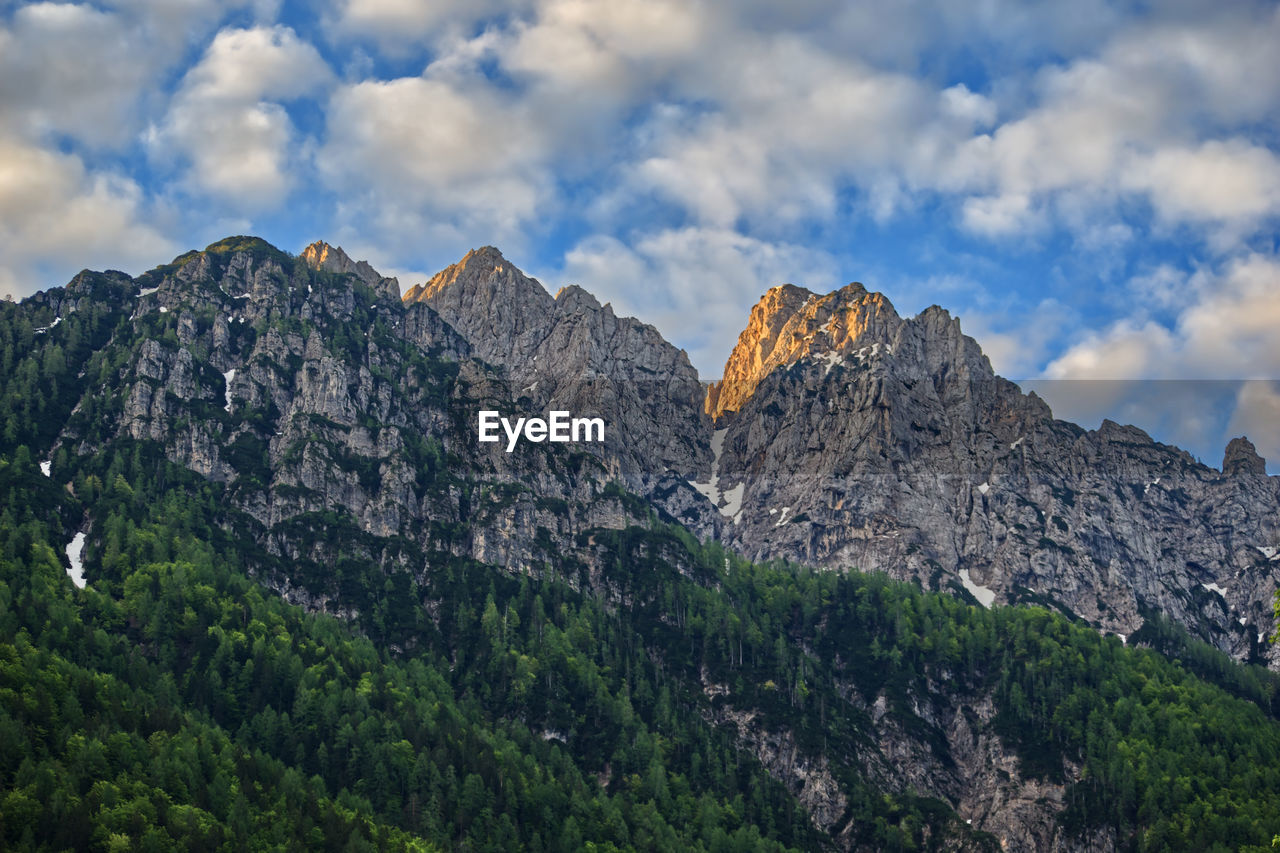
[[705, 280, 903, 420], [1224, 436, 1267, 477], [300, 240, 383, 287], [402, 246, 555, 365], [554, 283, 605, 315]]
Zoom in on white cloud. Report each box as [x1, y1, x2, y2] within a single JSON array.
[[0, 138, 173, 296], [1046, 253, 1280, 380], [961, 300, 1072, 378], [506, 0, 704, 88], [0, 3, 168, 147], [330, 0, 517, 50], [961, 193, 1040, 237], [1124, 140, 1280, 225], [152, 25, 332, 210], [317, 75, 550, 250], [939, 6, 1280, 240]]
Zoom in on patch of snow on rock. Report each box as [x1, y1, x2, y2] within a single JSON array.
[[959, 568, 996, 608], [1202, 582, 1227, 597], [40, 460, 51, 477], [223, 369, 236, 412], [65, 532, 86, 589], [721, 483, 745, 520], [977, 482, 990, 495]]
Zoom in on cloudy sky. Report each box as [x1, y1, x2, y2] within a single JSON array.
[[2, 0, 1278, 468]]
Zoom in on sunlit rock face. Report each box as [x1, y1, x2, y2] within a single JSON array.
[[704, 282, 1280, 667]]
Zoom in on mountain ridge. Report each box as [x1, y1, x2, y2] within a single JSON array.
[[4, 234, 1280, 851]]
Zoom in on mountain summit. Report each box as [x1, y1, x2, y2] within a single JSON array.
[[706, 281, 900, 420], [301, 240, 384, 287]]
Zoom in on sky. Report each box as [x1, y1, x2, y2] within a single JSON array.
[[1, 0, 1278, 470]]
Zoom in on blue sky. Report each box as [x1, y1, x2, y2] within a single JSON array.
[[2, 0, 1278, 469]]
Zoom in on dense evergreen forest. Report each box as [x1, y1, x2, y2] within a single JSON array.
[[2, 258, 1280, 851]]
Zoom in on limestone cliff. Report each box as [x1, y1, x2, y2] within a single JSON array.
[[404, 246, 717, 536], [705, 282, 1280, 666]]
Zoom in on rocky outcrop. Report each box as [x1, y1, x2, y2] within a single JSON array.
[[1224, 436, 1267, 478], [704, 283, 1280, 665], [58, 239, 657, 614], [301, 239, 401, 302], [404, 246, 718, 536]]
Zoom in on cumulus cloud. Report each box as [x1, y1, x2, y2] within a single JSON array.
[[329, 0, 518, 50], [1046, 254, 1280, 381], [317, 74, 552, 256], [151, 25, 332, 210], [0, 0, 266, 148], [0, 3, 155, 147], [1124, 140, 1280, 227], [938, 4, 1280, 239], [0, 138, 173, 295]]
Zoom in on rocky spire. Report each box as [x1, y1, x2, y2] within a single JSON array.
[[402, 246, 555, 366], [300, 241, 383, 288], [705, 280, 901, 420], [1223, 436, 1267, 477]]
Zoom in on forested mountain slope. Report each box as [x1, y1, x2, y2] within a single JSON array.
[[1, 237, 1279, 851]]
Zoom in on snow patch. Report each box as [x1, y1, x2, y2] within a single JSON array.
[[222, 369, 236, 412], [977, 482, 990, 495], [814, 351, 844, 375], [1257, 546, 1279, 561], [137, 286, 159, 297], [1201, 581, 1227, 597], [40, 460, 51, 477], [1010, 436, 1024, 450], [959, 569, 996, 608], [775, 506, 791, 527], [1239, 617, 1248, 626], [159, 306, 168, 313], [65, 532, 86, 589], [721, 483, 745, 520], [690, 429, 743, 521]]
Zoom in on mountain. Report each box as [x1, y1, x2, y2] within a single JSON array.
[[405, 245, 718, 536], [702, 283, 1280, 668], [1, 235, 1279, 851]]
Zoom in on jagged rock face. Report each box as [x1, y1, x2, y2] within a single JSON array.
[[300, 239, 399, 301], [705, 282, 900, 419], [1225, 436, 1268, 478], [62, 239, 657, 613], [403, 246, 554, 366], [706, 284, 1280, 665], [405, 247, 717, 536]]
